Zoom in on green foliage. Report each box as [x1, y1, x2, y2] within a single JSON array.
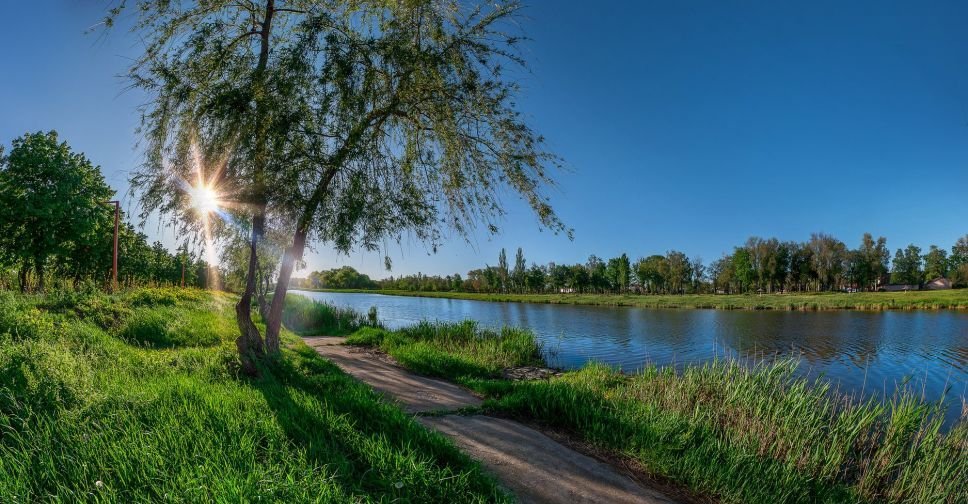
[[347, 320, 543, 382], [294, 266, 377, 290], [333, 231, 966, 296], [281, 295, 369, 336], [891, 245, 924, 285], [0, 131, 114, 290], [490, 362, 966, 504], [340, 288, 968, 310], [923, 245, 949, 281], [118, 307, 228, 348], [352, 323, 967, 504], [0, 131, 209, 291], [0, 288, 507, 502]]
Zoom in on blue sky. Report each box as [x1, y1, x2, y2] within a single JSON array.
[[2, 1, 967, 278]]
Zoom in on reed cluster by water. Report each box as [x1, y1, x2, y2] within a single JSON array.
[[349, 319, 968, 504], [279, 294, 370, 335]]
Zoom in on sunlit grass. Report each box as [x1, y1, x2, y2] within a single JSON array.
[[0, 287, 508, 502], [347, 320, 968, 504], [281, 294, 369, 336], [346, 320, 543, 380]]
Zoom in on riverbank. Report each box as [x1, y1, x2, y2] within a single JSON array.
[[345, 321, 967, 504], [298, 288, 968, 310], [0, 288, 507, 501]]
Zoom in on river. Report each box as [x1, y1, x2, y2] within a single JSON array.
[[293, 290, 968, 424]]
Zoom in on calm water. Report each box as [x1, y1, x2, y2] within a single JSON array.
[[294, 290, 968, 423]]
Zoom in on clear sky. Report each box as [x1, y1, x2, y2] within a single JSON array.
[[2, 1, 967, 278]]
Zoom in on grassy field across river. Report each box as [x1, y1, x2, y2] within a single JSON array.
[[0, 287, 507, 502], [346, 321, 967, 504], [301, 287, 968, 310]]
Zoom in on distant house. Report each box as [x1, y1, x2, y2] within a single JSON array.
[[879, 284, 918, 292], [923, 277, 952, 290]]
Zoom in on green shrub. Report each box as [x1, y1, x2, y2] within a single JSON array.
[[346, 326, 389, 346]]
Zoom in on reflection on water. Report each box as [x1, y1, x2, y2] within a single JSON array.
[[294, 290, 968, 423]]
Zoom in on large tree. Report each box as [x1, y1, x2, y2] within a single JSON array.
[[115, 1, 567, 362], [0, 131, 114, 291], [891, 245, 923, 286], [922, 245, 949, 281], [952, 235, 968, 287], [808, 233, 846, 291]]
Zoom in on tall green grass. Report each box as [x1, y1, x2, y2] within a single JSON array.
[[347, 321, 967, 503], [281, 294, 369, 335], [0, 288, 508, 502], [346, 320, 543, 380]]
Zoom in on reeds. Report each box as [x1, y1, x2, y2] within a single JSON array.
[[280, 294, 369, 335], [348, 320, 967, 503]]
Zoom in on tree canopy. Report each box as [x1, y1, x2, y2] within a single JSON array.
[[114, 0, 570, 357], [0, 131, 114, 291]]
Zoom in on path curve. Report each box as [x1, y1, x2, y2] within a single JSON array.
[[304, 336, 678, 504]]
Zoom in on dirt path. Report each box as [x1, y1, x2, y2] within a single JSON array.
[[304, 337, 678, 504]]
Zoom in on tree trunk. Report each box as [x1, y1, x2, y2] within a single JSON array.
[[233, 0, 276, 373], [18, 261, 29, 293], [235, 214, 266, 376], [35, 257, 45, 293], [264, 226, 308, 353]]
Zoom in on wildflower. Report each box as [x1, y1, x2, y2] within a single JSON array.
[[394, 481, 403, 489], [95, 480, 104, 489]]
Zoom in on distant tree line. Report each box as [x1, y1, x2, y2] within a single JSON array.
[[0, 131, 210, 291], [298, 233, 968, 295], [291, 266, 378, 291]]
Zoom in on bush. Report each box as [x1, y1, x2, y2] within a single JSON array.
[[346, 326, 389, 346]]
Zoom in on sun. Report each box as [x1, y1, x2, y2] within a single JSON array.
[[189, 184, 220, 214]]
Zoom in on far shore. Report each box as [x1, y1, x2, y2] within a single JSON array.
[[291, 287, 968, 311]]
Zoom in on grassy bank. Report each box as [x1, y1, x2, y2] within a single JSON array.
[[280, 293, 370, 335], [0, 287, 507, 502], [347, 322, 967, 504], [302, 287, 968, 310]]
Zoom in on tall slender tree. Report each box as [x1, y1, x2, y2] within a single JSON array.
[[512, 247, 526, 293], [113, 1, 568, 363]]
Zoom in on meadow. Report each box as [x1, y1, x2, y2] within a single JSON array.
[[0, 287, 507, 502], [347, 321, 968, 504]]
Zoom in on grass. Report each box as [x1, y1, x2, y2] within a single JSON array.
[[346, 321, 543, 380], [280, 293, 368, 336], [347, 321, 968, 504], [0, 287, 508, 502], [304, 288, 968, 311]]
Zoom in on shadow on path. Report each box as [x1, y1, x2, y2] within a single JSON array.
[[307, 337, 679, 504]]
